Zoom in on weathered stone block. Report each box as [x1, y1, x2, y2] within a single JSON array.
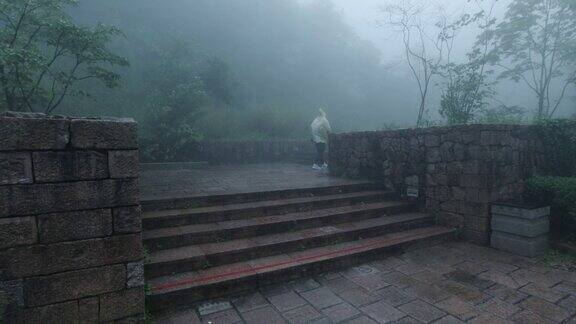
[[109, 150, 139, 178], [127, 261, 145, 288], [437, 212, 464, 228], [427, 173, 447, 186], [491, 203, 550, 220], [425, 135, 440, 147], [459, 175, 486, 188], [426, 148, 442, 163], [435, 186, 450, 201], [464, 215, 489, 232], [0, 179, 139, 217], [441, 131, 462, 143], [0, 234, 143, 279], [5, 300, 78, 324], [460, 201, 486, 216], [480, 131, 502, 146], [71, 118, 138, 149], [465, 188, 479, 202], [0, 113, 69, 151], [491, 215, 549, 238], [451, 187, 466, 200], [99, 288, 145, 322], [79, 297, 99, 323], [491, 231, 548, 257], [0, 217, 37, 249], [0, 279, 24, 311], [467, 146, 489, 160], [113, 206, 142, 234], [24, 264, 125, 307], [37, 209, 113, 243], [32, 151, 108, 182], [0, 152, 32, 185], [440, 200, 459, 213]]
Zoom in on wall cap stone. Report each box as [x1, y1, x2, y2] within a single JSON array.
[[0, 111, 135, 124], [331, 124, 536, 139]]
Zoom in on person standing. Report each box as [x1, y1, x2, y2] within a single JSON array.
[[311, 108, 332, 170]]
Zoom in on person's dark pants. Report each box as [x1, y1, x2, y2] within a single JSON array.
[[315, 142, 326, 165]]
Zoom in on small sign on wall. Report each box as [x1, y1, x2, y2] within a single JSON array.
[[405, 175, 419, 198], [406, 187, 419, 198]]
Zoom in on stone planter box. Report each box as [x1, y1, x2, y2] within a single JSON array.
[[491, 202, 550, 257]]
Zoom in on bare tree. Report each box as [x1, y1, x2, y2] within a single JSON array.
[[382, 1, 454, 127]]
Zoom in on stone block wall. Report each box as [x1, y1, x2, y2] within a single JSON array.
[[330, 124, 544, 245], [0, 112, 144, 323]]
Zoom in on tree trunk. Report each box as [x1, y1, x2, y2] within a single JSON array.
[[537, 93, 545, 119]]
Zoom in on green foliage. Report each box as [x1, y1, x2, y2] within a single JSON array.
[[541, 249, 576, 272], [534, 119, 576, 176], [452, 227, 463, 241], [196, 104, 308, 141], [486, 0, 576, 118], [380, 122, 408, 131], [201, 57, 238, 106], [144, 283, 154, 324], [139, 41, 207, 162], [439, 63, 491, 125], [526, 176, 576, 241], [477, 105, 526, 124], [241, 105, 305, 139], [526, 176, 576, 210], [66, 0, 409, 134], [142, 245, 151, 264], [133, 36, 311, 162], [0, 0, 128, 113]]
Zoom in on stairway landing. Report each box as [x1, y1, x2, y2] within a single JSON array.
[[140, 164, 453, 314]]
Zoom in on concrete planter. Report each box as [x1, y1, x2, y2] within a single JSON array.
[[491, 202, 550, 257]]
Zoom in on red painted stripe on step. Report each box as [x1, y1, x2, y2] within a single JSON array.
[[152, 230, 442, 292]]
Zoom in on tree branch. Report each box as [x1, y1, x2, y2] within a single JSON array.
[[46, 54, 83, 114], [550, 73, 575, 117]]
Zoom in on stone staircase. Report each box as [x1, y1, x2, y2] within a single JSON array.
[[142, 182, 453, 313]]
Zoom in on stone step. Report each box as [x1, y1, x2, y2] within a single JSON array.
[[146, 212, 433, 278], [143, 201, 416, 251], [143, 190, 396, 229], [147, 226, 454, 313], [141, 182, 383, 212]]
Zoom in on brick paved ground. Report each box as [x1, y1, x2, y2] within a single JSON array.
[[154, 241, 576, 323], [140, 163, 366, 201]]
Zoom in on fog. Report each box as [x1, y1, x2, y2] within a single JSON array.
[[316, 0, 568, 121], [4, 0, 574, 151]]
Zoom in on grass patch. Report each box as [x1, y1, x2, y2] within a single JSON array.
[[143, 245, 151, 264], [526, 176, 576, 243], [540, 249, 576, 272], [144, 283, 154, 323]]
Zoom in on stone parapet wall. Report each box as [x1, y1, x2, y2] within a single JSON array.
[[330, 124, 544, 245], [144, 139, 316, 164], [0, 112, 144, 323]]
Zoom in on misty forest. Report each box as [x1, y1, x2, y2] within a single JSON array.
[[4, 1, 576, 322], [0, 0, 575, 159]]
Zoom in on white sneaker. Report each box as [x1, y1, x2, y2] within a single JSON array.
[[312, 164, 322, 170], [322, 163, 328, 169]]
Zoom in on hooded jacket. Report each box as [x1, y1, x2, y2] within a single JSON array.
[[311, 109, 332, 144]]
